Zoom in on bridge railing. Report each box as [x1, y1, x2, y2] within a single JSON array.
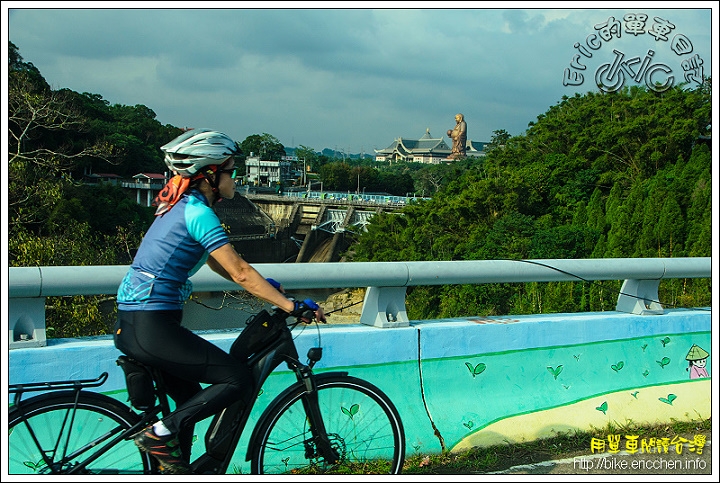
[[247, 190, 419, 207], [7, 257, 711, 349]]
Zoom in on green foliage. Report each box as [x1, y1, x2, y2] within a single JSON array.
[[8, 40, 50, 94], [71, 94, 182, 176], [315, 160, 415, 196], [350, 83, 712, 318], [8, 42, 182, 337], [9, 219, 148, 337], [239, 133, 286, 161], [46, 296, 117, 339]]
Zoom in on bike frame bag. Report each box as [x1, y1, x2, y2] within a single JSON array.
[[230, 309, 285, 360]]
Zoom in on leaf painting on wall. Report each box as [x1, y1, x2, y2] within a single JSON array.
[[546, 365, 564, 380], [596, 401, 608, 414], [465, 362, 486, 377]]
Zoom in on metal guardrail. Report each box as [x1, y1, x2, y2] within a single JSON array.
[[7, 258, 712, 348]]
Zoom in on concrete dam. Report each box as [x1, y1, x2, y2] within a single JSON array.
[[214, 193, 402, 263]]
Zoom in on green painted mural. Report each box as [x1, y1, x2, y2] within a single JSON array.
[[103, 330, 711, 466], [9, 309, 711, 472]]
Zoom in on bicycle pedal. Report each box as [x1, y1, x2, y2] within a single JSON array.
[[128, 428, 147, 439], [158, 463, 193, 475]]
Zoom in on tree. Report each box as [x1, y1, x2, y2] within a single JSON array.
[[239, 133, 286, 161], [414, 164, 446, 196], [349, 81, 711, 316], [319, 162, 352, 191], [8, 73, 114, 235], [487, 129, 511, 150], [294, 145, 318, 169], [8, 40, 49, 91], [7, 42, 169, 338]]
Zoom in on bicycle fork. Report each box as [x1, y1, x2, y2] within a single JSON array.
[[297, 366, 341, 464]]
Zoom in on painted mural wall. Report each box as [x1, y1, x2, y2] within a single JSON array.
[[8, 308, 711, 472]]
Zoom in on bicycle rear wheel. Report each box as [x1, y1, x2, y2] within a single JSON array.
[[8, 391, 154, 474], [250, 374, 405, 474]]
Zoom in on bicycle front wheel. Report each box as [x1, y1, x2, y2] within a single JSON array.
[[250, 374, 405, 474], [8, 391, 153, 475]]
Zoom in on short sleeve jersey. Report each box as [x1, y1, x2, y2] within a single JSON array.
[[117, 190, 229, 311]]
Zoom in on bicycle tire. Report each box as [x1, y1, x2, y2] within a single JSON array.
[[249, 374, 405, 474], [8, 390, 155, 475]]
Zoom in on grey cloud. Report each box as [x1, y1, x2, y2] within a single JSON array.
[[7, 7, 713, 153]]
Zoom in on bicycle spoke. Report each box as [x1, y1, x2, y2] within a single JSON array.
[[251, 376, 404, 474], [8, 392, 151, 475]]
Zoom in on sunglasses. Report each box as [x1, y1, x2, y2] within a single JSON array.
[[219, 167, 238, 179]]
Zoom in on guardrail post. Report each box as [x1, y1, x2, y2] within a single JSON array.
[[8, 297, 47, 349], [615, 279, 664, 315], [359, 286, 410, 328]]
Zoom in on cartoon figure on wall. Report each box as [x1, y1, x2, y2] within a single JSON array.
[[685, 344, 709, 379]]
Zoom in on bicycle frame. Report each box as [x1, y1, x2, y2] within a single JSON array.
[[194, 312, 345, 474], [9, 311, 344, 475]]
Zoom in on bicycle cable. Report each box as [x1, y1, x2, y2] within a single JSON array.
[[323, 299, 363, 316]]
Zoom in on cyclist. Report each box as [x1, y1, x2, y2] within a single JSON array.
[[114, 128, 325, 474]]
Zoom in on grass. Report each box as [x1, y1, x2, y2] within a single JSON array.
[[231, 418, 711, 475], [401, 418, 712, 474]]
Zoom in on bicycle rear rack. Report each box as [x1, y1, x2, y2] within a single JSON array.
[[9, 372, 109, 406]]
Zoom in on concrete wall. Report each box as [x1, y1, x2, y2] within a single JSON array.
[[8, 307, 711, 471]]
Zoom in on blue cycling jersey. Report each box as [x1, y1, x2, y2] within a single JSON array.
[[117, 189, 229, 311]]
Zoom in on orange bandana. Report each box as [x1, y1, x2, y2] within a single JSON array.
[[152, 175, 191, 216], [152, 165, 222, 215]]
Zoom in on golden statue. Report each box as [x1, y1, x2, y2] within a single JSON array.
[[447, 113, 467, 159]]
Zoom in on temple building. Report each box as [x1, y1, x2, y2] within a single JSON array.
[[374, 129, 487, 163]]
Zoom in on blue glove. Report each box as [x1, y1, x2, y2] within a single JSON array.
[[291, 298, 319, 318]]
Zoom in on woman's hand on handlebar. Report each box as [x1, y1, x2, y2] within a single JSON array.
[[291, 299, 326, 323], [314, 306, 326, 323], [267, 278, 326, 323]]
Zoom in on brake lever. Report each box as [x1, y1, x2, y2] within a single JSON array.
[[299, 310, 316, 324]]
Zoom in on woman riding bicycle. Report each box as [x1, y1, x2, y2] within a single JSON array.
[[114, 128, 325, 474]]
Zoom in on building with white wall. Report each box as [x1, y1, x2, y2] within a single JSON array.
[[245, 156, 292, 186]]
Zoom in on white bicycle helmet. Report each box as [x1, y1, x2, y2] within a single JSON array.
[[161, 128, 239, 177]]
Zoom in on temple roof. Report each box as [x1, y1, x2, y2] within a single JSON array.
[[375, 128, 451, 155]]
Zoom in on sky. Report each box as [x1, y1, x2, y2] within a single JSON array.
[[3, 3, 716, 156]]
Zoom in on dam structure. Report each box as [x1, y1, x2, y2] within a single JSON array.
[[214, 191, 407, 263]]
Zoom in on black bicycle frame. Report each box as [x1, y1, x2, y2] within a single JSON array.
[[193, 316, 344, 474], [9, 313, 344, 475]]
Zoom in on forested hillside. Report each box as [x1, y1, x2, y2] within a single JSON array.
[[9, 41, 180, 268], [8, 41, 184, 336], [7, 39, 712, 334], [349, 83, 712, 319]]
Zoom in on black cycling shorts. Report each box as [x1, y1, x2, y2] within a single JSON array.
[[114, 309, 253, 434]]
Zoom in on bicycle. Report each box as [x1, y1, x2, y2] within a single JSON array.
[[7, 306, 406, 475]]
